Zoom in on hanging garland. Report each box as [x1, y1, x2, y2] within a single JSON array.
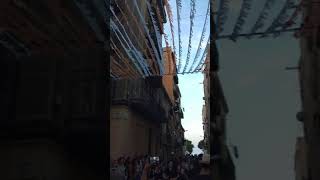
[[111, 0, 158, 75], [193, 37, 210, 73], [249, 0, 276, 37], [111, 5, 151, 76], [282, 0, 303, 30], [165, 0, 177, 57], [216, 0, 231, 35], [182, 0, 196, 74], [132, 0, 165, 75], [230, 0, 252, 42], [176, 0, 183, 73], [163, 33, 171, 74], [262, 0, 296, 38], [188, 0, 210, 73], [110, 19, 145, 76]]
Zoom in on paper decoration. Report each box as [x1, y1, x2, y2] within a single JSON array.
[[216, 0, 231, 35], [249, 0, 276, 37], [230, 0, 252, 42], [165, 0, 177, 60], [182, 0, 197, 73], [176, 0, 183, 73], [188, 0, 210, 72], [261, 0, 296, 37], [193, 38, 210, 72]]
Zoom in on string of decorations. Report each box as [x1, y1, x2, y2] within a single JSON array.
[[164, 33, 171, 74], [261, 0, 296, 38], [110, 18, 147, 76], [230, 0, 253, 42], [215, 0, 305, 41], [111, 0, 158, 75], [147, 2, 163, 58], [111, 38, 139, 78], [188, 0, 210, 73], [182, 0, 197, 74], [176, 0, 183, 72], [193, 37, 210, 73], [165, 0, 177, 58], [282, 0, 303, 30], [132, 0, 164, 75], [216, 0, 231, 34], [110, 3, 152, 76], [249, 0, 276, 36]]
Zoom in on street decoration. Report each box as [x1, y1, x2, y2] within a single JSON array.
[[182, 0, 196, 74]]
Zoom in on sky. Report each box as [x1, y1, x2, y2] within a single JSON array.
[[164, 0, 303, 179]]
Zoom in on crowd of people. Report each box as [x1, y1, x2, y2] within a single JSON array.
[[110, 153, 211, 180]]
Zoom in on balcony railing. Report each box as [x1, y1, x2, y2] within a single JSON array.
[[111, 79, 171, 122]]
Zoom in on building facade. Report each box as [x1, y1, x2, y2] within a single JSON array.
[[110, 0, 185, 162], [110, 48, 185, 161], [298, 1, 320, 180], [210, 19, 236, 180], [162, 47, 184, 158], [110, 78, 171, 160], [203, 48, 210, 154], [110, 0, 167, 78], [0, 1, 107, 179], [294, 137, 308, 180]]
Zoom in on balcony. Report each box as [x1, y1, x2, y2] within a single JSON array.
[[111, 79, 171, 122]]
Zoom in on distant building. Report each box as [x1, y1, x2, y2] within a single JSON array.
[[162, 46, 184, 158]]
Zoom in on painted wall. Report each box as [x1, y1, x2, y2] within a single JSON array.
[[110, 105, 161, 160]]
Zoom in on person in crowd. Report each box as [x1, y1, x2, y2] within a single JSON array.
[[191, 154, 211, 180], [161, 163, 169, 180], [153, 164, 163, 180], [177, 167, 189, 180], [166, 160, 178, 179], [134, 157, 143, 180], [111, 153, 214, 180]]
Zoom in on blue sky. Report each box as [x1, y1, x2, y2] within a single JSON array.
[[163, 0, 210, 155]]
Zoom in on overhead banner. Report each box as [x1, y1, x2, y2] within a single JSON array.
[[282, 1, 303, 30], [176, 0, 183, 72], [249, 0, 276, 38], [188, 0, 210, 72], [182, 0, 196, 73], [261, 0, 296, 38], [230, 0, 252, 42], [217, 0, 231, 35]]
